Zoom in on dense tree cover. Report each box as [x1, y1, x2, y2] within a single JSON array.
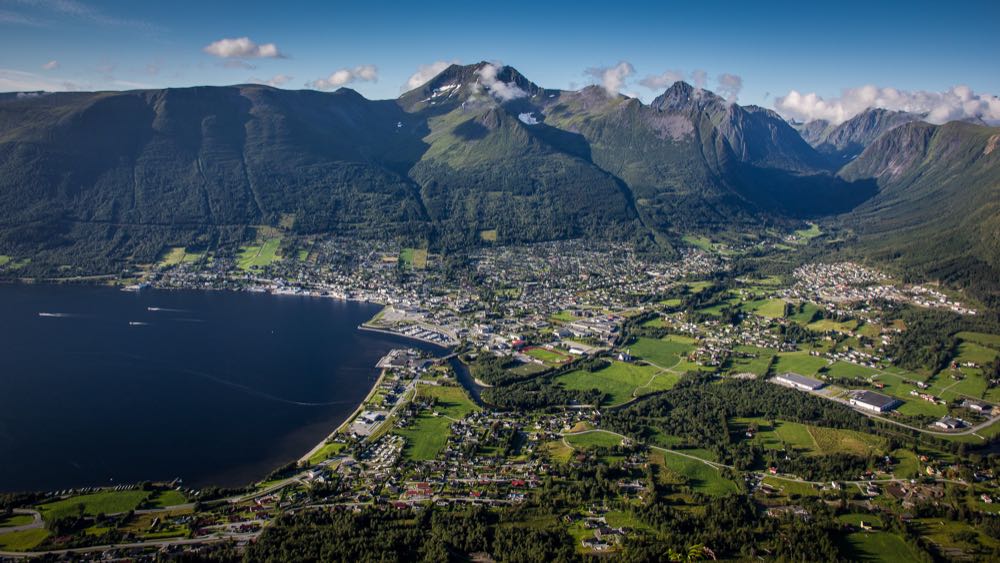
[[482, 375, 606, 410], [470, 352, 611, 408], [243, 506, 577, 563], [243, 480, 900, 562], [605, 375, 873, 471]]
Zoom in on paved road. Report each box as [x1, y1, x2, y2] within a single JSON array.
[[559, 428, 971, 488], [0, 533, 259, 559], [803, 383, 1000, 438], [0, 510, 42, 535]]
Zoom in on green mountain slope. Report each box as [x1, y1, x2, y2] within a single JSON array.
[[795, 108, 923, 166], [839, 121, 1000, 301]]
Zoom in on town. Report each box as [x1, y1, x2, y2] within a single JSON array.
[[4, 232, 1000, 561]]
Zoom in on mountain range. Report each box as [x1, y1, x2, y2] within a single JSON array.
[[0, 62, 997, 301]]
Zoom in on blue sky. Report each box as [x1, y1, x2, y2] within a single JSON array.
[[2, 0, 999, 122]]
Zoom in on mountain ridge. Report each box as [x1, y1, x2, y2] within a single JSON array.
[[0, 62, 997, 303]]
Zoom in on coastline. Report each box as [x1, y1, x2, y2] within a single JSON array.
[[357, 323, 456, 348], [296, 317, 493, 466], [296, 316, 456, 466], [297, 366, 389, 464]]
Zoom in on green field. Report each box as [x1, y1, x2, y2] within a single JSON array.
[[556, 360, 680, 405], [565, 431, 624, 449], [540, 440, 575, 463], [0, 255, 30, 270], [823, 361, 880, 380], [237, 237, 282, 271], [525, 347, 572, 366], [307, 441, 347, 465], [773, 352, 829, 376], [158, 246, 204, 267], [788, 223, 823, 246], [956, 341, 998, 365], [399, 247, 428, 270], [628, 335, 696, 368], [727, 346, 775, 376], [682, 235, 713, 251], [763, 476, 820, 497], [37, 490, 150, 521], [0, 514, 33, 527], [734, 417, 885, 457], [808, 319, 859, 333], [479, 229, 498, 242], [396, 385, 479, 461], [746, 298, 786, 319], [148, 490, 187, 509], [0, 528, 48, 551], [734, 418, 817, 453], [653, 450, 738, 496], [788, 302, 822, 324], [839, 531, 923, 562], [957, 331, 1000, 349]]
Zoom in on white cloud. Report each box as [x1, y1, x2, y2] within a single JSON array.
[[475, 63, 527, 102], [403, 60, 457, 91], [585, 61, 634, 96], [250, 74, 293, 88], [775, 84, 1000, 125], [306, 65, 378, 90], [639, 69, 684, 90], [716, 73, 743, 103], [690, 69, 707, 90], [203, 37, 283, 59], [41, 59, 59, 70]]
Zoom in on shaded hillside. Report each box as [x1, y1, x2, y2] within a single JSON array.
[[839, 121, 1000, 302], [1, 62, 995, 288], [796, 108, 923, 165]]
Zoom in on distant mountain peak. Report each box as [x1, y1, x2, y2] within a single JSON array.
[[650, 81, 724, 112], [797, 106, 925, 164], [398, 62, 542, 111]]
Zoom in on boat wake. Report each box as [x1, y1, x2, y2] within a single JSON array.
[[97, 351, 354, 407], [38, 312, 75, 318], [147, 307, 190, 313], [173, 366, 353, 407]]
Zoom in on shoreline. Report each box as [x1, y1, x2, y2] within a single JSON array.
[[296, 316, 458, 466], [297, 366, 389, 465], [357, 323, 456, 349]]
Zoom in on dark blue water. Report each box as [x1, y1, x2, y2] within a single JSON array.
[[0, 284, 432, 492]]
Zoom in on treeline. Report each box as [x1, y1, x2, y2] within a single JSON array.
[[605, 375, 873, 472], [244, 506, 577, 563], [471, 352, 610, 409]]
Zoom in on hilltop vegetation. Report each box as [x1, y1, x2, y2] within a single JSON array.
[[0, 62, 998, 307]]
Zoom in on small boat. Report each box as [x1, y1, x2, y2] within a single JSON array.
[[129, 321, 148, 326]]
